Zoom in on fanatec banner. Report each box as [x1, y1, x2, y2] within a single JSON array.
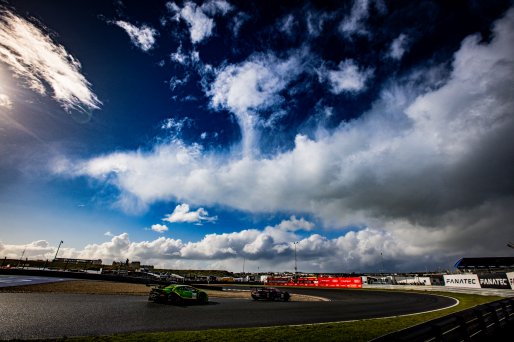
[[505, 272, 514, 289], [443, 274, 481, 288], [477, 274, 511, 289], [444, 273, 514, 289]]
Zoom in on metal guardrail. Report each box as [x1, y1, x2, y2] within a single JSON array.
[[0, 268, 224, 290], [0, 267, 166, 284], [372, 298, 514, 341]]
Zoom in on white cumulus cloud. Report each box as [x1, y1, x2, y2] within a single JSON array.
[[275, 216, 315, 232], [340, 0, 370, 37], [0, 240, 55, 261], [151, 224, 169, 233], [167, 0, 233, 44], [0, 220, 452, 272], [321, 59, 373, 94], [115, 20, 158, 52], [389, 34, 409, 60], [180, 4, 213, 44], [201, 0, 233, 16], [209, 52, 304, 155], [163, 203, 217, 224], [339, 0, 386, 38]]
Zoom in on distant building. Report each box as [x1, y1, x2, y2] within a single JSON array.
[[112, 260, 143, 269], [53, 258, 102, 265], [454, 257, 514, 272]]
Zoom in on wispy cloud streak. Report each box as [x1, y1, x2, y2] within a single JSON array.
[[0, 8, 101, 113]]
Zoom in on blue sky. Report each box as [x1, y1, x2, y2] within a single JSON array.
[[1, 0, 513, 273]]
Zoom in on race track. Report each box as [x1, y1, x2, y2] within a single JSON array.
[[0, 288, 456, 340], [0, 275, 71, 288]]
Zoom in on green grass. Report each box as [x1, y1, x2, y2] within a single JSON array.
[[50, 291, 501, 342]]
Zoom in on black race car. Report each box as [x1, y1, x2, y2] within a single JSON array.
[[251, 287, 290, 301]]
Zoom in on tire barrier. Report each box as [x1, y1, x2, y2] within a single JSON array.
[[372, 298, 514, 341]]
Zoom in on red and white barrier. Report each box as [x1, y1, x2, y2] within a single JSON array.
[[266, 276, 362, 288]]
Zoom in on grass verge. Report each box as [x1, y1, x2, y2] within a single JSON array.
[[44, 290, 500, 342]]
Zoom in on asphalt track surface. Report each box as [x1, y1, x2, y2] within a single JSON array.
[[0, 287, 456, 340], [0, 275, 70, 288]]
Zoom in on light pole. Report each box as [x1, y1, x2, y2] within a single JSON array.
[[293, 241, 299, 277], [380, 251, 384, 274], [54, 240, 63, 261], [17, 247, 26, 268]]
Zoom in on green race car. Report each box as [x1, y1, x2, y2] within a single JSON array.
[[148, 284, 209, 305]]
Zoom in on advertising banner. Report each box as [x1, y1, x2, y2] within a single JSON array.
[[443, 274, 480, 288], [507, 272, 514, 290], [267, 277, 362, 288], [265, 277, 291, 285], [394, 276, 431, 285], [478, 273, 511, 289], [316, 277, 362, 288]]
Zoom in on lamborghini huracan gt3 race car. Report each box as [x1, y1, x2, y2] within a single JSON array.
[[251, 287, 290, 301], [148, 284, 209, 305]]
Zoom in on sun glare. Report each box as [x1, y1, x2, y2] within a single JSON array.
[[0, 66, 44, 141], [0, 66, 14, 111]]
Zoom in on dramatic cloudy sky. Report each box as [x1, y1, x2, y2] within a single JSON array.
[[1, 0, 513, 273]]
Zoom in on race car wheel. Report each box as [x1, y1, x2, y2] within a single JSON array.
[[197, 292, 208, 304], [168, 293, 182, 305], [283, 292, 290, 302]]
